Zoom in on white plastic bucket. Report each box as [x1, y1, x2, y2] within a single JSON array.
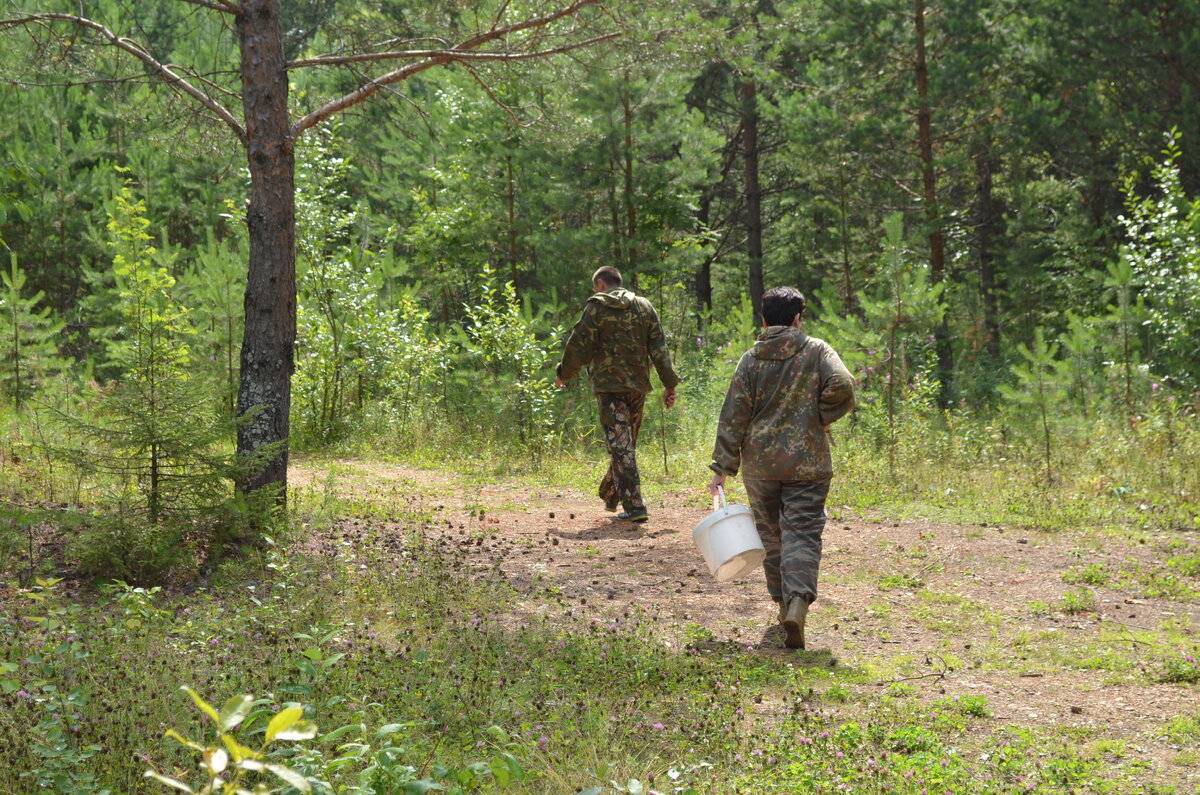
[[692, 486, 764, 582]]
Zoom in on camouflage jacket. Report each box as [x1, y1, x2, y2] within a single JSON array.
[[556, 288, 681, 394], [710, 327, 856, 481]]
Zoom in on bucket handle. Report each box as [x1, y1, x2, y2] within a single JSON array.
[[712, 484, 727, 514]]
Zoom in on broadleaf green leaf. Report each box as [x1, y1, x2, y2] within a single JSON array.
[[182, 687, 221, 725], [265, 707, 303, 743], [143, 770, 194, 793], [274, 720, 318, 741], [219, 695, 254, 731], [265, 763, 311, 793]]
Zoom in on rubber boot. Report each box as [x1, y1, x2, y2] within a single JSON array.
[[782, 597, 808, 649]]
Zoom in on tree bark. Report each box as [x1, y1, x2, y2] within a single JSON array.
[[506, 153, 519, 294], [236, 0, 296, 499], [623, 86, 638, 284], [741, 79, 764, 323], [914, 0, 952, 404], [975, 135, 1001, 359], [696, 190, 713, 317]]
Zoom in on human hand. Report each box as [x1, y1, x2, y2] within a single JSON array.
[[554, 376, 566, 389], [663, 386, 677, 408], [706, 472, 726, 496]]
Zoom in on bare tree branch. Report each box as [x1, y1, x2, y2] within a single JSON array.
[[462, 62, 522, 127], [176, 0, 241, 15], [288, 35, 619, 70], [175, 63, 242, 103], [491, 0, 515, 32], [456, 0, 599, 51], [0, 12, 246, 144], [291, 33, 619, 137]]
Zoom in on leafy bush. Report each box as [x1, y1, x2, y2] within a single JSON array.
[[1120, 130, 1200, 389], [462, 265, 559, 458], [68, 510, 188, 585]]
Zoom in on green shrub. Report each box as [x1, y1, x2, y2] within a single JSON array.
[[1156, 654, 1200, 684], [1058, 588, 1096, 615], [1062, 563, 1109, 586], [67, 511, 189, 585]]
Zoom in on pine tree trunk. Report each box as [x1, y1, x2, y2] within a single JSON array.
[[914, 0, 952, 404], [741, 79, 764, 323], [235, 0, 296, 501], [506, 154, 519, 295], [976, 135, 1001, 359], [696, 190, 713, 317]]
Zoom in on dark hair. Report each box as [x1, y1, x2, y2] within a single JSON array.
[[592, 266, 623, 288], [761, 286, 807, 326]]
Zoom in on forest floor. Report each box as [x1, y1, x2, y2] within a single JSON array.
[[292, 457, 1200, 791]]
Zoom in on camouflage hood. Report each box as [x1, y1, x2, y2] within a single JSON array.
[[753, 326, 809, 361], [588, 287, 636, 310], [709, 330, 855, 481]]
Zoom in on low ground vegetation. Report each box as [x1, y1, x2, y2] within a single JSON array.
[[1, 442, 1197, 792]]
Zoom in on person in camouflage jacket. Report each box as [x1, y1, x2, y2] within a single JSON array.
[[707, 286, 855, 648], [556, 266, 681, 522]]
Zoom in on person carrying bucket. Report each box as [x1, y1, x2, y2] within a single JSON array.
[[706, 286, 856, 649]]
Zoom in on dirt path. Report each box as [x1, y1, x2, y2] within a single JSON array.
[[293, 459, 1200, 789]]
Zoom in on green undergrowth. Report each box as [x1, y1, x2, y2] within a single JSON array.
[[1, 497, 1192, 794], [318, 389, 1200, 539]]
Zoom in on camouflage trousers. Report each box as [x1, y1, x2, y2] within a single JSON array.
[[596, 391, 646, 512], [742, 478, 832, 605]]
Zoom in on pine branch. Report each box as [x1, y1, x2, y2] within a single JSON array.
[[175, 0, 241, 15], [290, 0, 617, 137], [0, 13, 246, 144]]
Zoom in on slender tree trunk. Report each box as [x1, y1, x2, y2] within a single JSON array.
[[741, 79, 764, 323], [838, 160, 856, 313], [236, 0, 296, 500], [506, 154, 519, 294], [622, 85, 638, 287], [696, 190, 713, 317], [976, 135, 1001, 359], [11, 303, 21, 410], [608, 142, 622, 267], [914, 0, 952, 404]]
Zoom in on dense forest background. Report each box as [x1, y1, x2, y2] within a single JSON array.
[[2, 4, 1200, 793], [1, 0, 1199, 580]]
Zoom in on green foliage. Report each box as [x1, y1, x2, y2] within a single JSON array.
[[179, 221, 246, 419], [5, 577, 111, 794], [1099, 258, 1148, 415], [1058, 588, 1097, 615], [0, 254, 66, 409], [998, 328, 1070, 485], [144, 687, 318, 794], [292, 127, 440, 448], [1154, 653, 1200, 685], [38, 178, 255, 581], [1062, 563, 1109, 586], [60, 180, 236, 520], [68, 507, 188, 586], [877, 573, 925, 591], [1120, 130, 1200, 388], [814, 213, 945, 479], [463, 266, 559, 458]]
